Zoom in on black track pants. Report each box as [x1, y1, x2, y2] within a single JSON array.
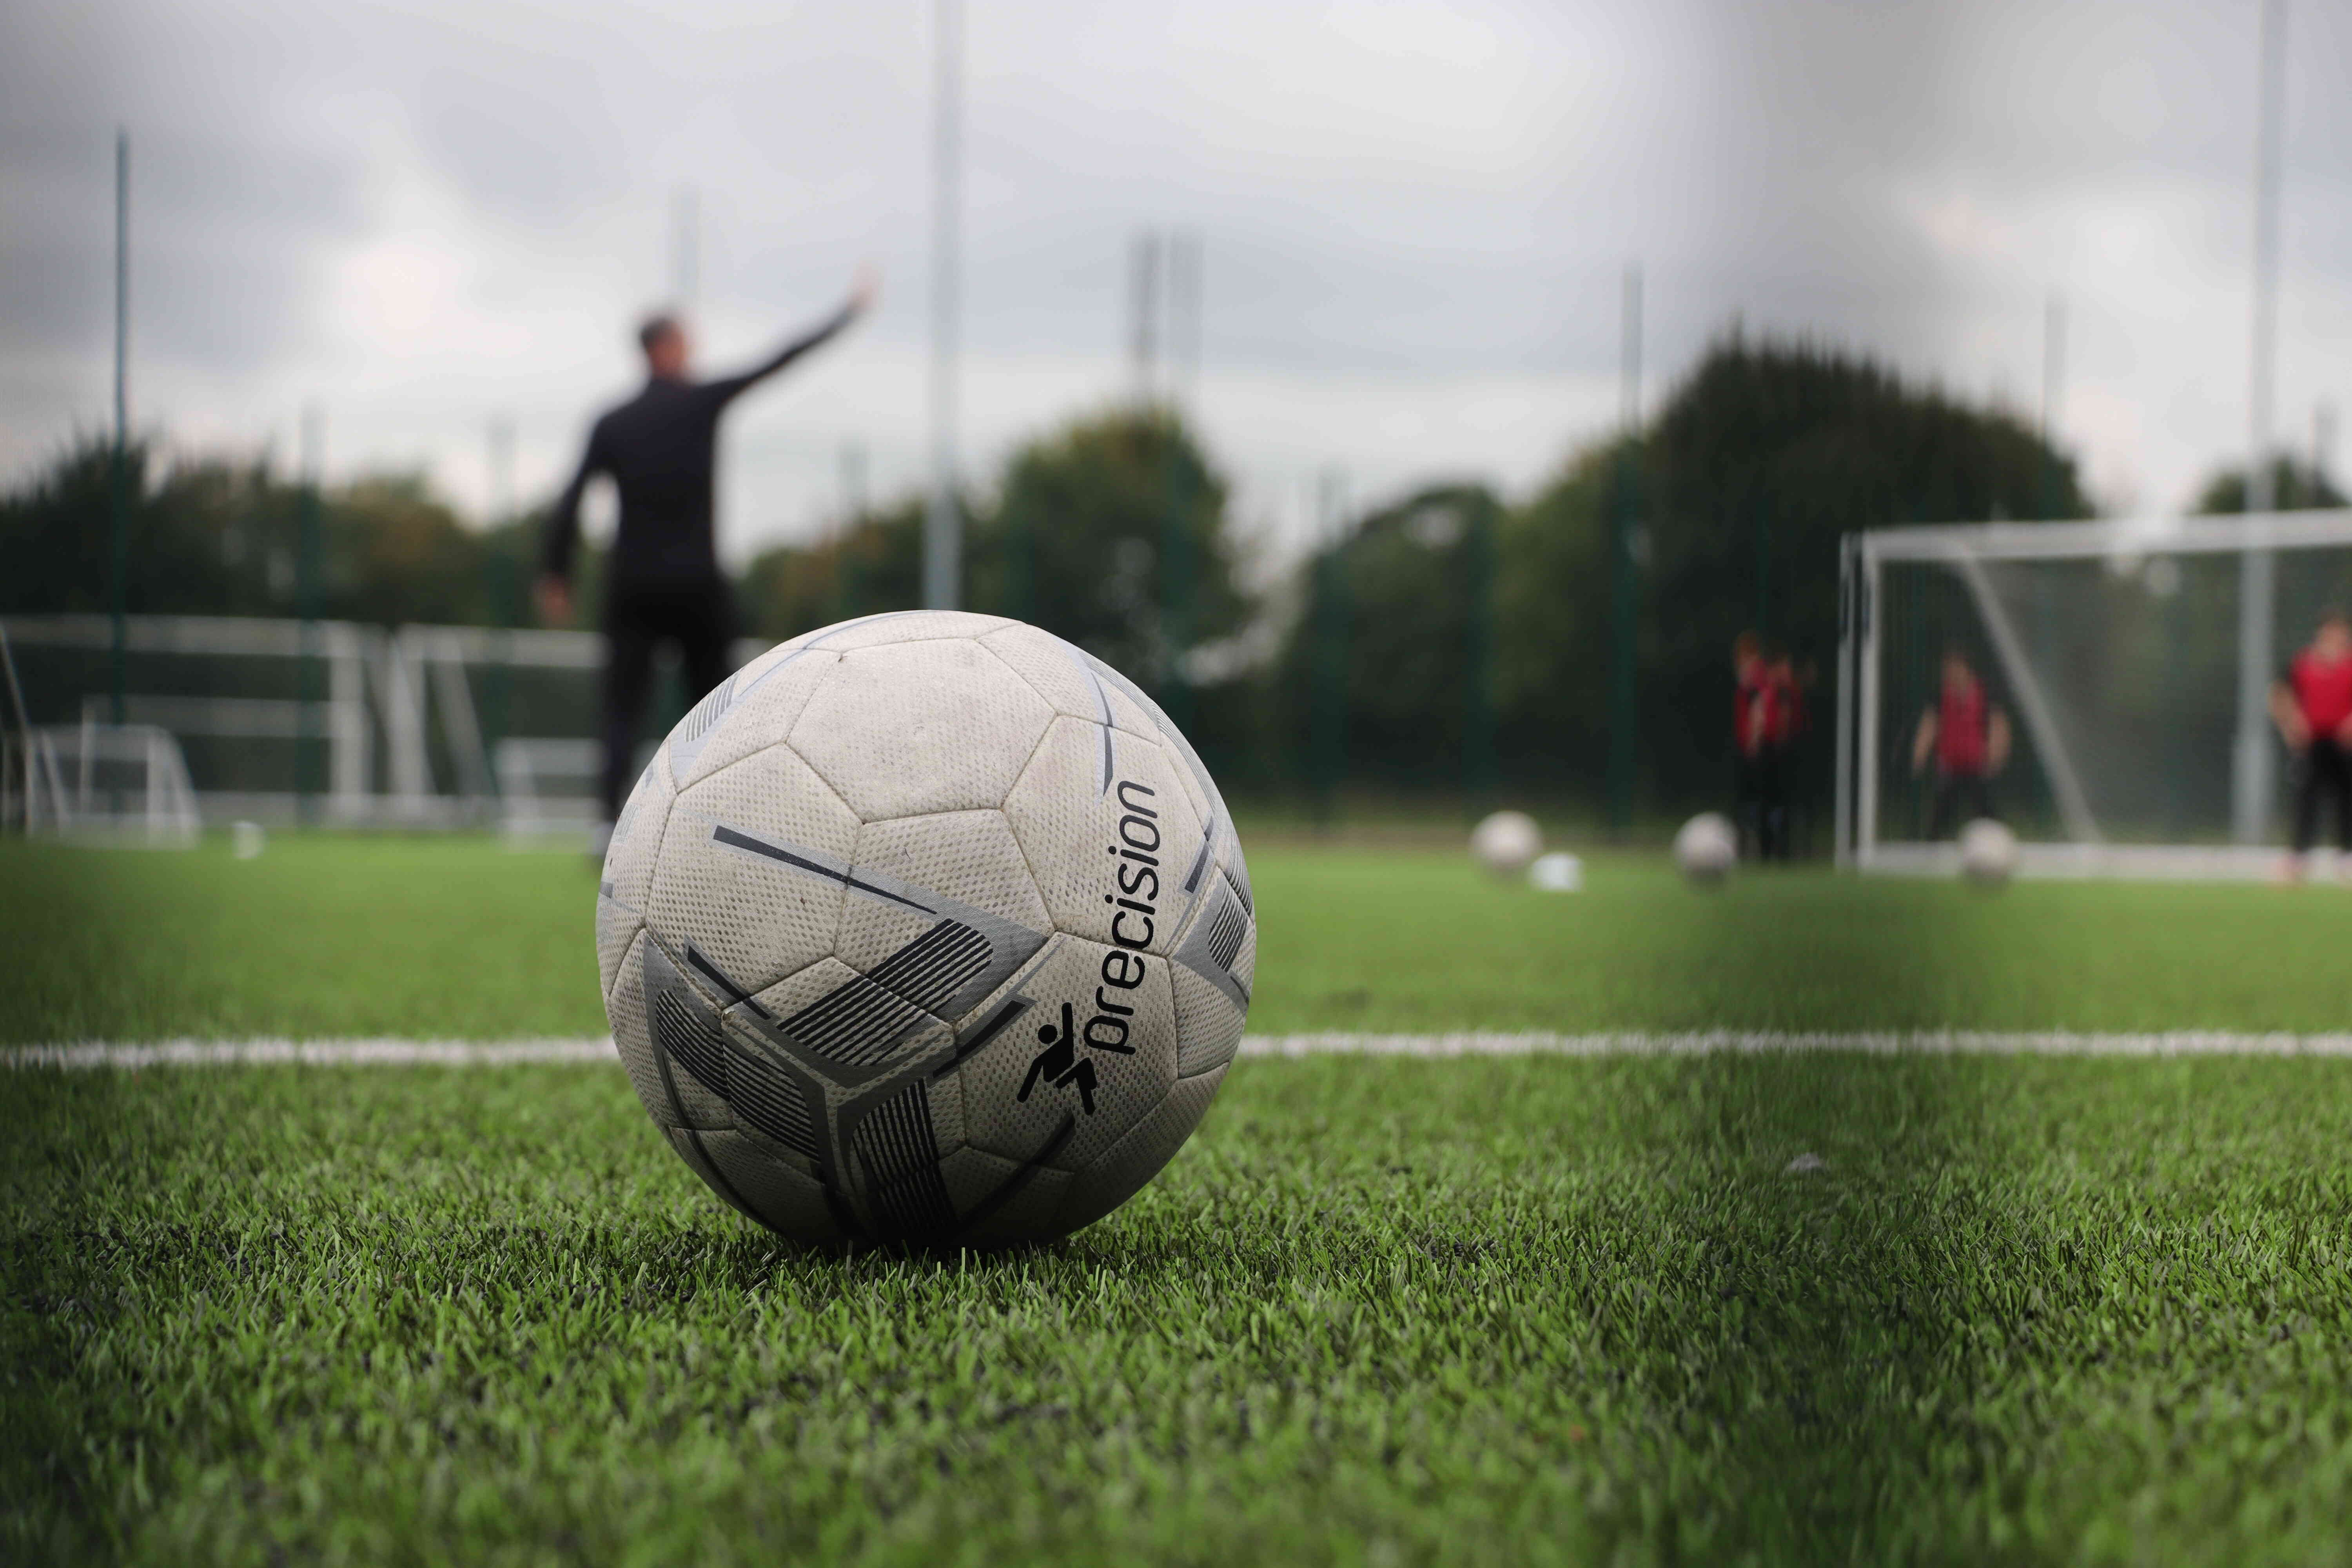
[[2292, 738, 2352, 853], [1928, 771, 1994, 840], [601, 579, 736, 822]]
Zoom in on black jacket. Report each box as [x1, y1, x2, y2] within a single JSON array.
[[541, 304, 855, 588]]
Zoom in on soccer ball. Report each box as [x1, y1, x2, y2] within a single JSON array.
[[1673, 812, 1737, 886], [1469, 809, 1543, 876], [1958, 818, 2018, 888], [595, 612, 1254, 1249]]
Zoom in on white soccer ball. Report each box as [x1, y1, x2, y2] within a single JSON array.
[[1673, 812, 1738, 886], [1470, 809, 1543, 876], [1528, 851, 1584, 893], [1958, 818, 2018, 888], [595, 612, 1253, 1249]]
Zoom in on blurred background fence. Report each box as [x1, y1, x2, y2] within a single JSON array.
[[8, 338, 2345, 842]]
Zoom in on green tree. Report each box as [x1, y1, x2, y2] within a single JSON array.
[[2193, 454, 2346, 514], [1503, 338, 2088, 820], [0, 435, 569, 628], [737, 499, 929, 642], [974, 407, 1246, 687], [1271, 484, 1506, 792], [1, 436, 255, 617], [1495, 443, 1619, 801]]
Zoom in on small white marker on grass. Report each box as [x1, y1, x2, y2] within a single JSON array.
[[1528, 852, 1584, 893]]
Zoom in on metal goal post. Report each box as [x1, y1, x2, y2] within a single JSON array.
[[1837, 508, 2352, 880]]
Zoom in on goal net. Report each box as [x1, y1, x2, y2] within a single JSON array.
[[1, 614, 762, 835], [1836, 508, 2352, 878]]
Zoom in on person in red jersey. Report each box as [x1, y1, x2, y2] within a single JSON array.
[[1910, 646, 2011, 839], [1759, 646, 1808, 860], [2272, 609, 2352, 877], [1731, 632, 1774, 857]]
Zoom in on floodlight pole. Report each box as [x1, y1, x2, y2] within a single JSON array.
[[923, 0, 964, 611], [1310, 468, 1350, 827], [2040, 291, 2067, 517], [1606, 263, 1642, 840], [1463, 499, 1497, 815], [298, 403, 324, 824], [1160, 230, 1201, 724], [109, 130, 130, 729], [2233, 0, 2287, 844]]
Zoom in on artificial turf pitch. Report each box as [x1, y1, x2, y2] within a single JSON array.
[[9, 837, 2352, 1564]]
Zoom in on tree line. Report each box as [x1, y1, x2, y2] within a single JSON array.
[[6, 336, 2336, 830]]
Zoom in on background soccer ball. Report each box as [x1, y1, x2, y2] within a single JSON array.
[[1469, 809, 1543, 875], [1527, 850, 1584, 893], [595, 611, 1254, 1249], [1673, 812, 1738, 886], [1958, 817, 2018, 888]]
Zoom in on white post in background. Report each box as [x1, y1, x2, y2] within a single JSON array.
[[2234, 0, 2287, 844], [329, 627, 368, 821], [1834, 535, 1857, 867], [923, 0, 964, 611], [1856, 544, 1883, 863]]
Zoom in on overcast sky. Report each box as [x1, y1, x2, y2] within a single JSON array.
[[5, 0, 2349, 566]]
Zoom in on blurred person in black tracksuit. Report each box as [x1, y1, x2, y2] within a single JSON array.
[[538, 267, 876, 842]]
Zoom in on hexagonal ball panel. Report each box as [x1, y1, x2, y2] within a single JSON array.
[[790, 638, 1055, 821]]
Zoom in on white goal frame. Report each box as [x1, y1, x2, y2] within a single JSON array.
[[0, 613, 762, 834], [1836, 507, 2352, 880]]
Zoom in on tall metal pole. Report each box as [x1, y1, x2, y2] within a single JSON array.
[[923, 0, 964, 611], [1309, 468, 1350, 827], [1463, 500, 1496, 815], [2040, 292, 2067, 518], [2234, 0, 2287, 844], [1130, 230, 1161, 404], [1606, 263, 1642, 838], [1159, 231, 1200, 722], [297, 403, 325, 823], [109, 130, 130, 728]]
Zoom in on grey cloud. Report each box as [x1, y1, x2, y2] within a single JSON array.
[[4, 0, 2350, 516]]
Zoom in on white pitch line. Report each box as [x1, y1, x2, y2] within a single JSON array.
[[4, 1038, 619, 1070], [11, 1031, 2352, 1071]]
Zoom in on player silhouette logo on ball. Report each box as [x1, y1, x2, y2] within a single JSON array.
[[1019, 1001, 1098, 1116]]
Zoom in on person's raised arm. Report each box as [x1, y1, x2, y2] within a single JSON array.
[[704, 264, 879, 408], [537, 422, 608, 625]]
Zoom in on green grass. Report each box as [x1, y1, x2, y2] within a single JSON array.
[[9, 834, 2352, 1565], [12, 1055, 2352, 1565], [8, 835, 2352, 1042]]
